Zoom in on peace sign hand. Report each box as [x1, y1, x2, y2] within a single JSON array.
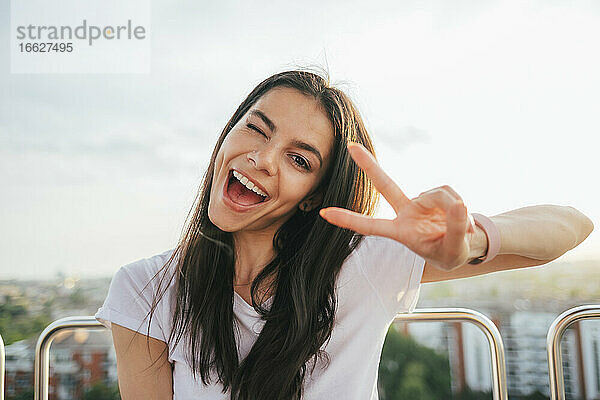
[[319, 142, 477, 271]]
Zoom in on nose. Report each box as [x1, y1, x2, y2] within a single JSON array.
[[247, 143, 278, 176]]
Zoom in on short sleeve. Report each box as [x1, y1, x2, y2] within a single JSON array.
[[94, 249, 176, 343], [354, 235, 425, 320]]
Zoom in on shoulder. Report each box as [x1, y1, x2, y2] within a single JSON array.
[[118, 248, 177, 281], [348, 235, 426, 318], [349, 235, 423, 280], [342, 234, 416, 279], [109, 248, 178, 302], [96, 248, 179, 342], [351, 234, 411, 260]]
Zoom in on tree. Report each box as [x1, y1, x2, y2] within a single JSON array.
[[520, 390, 549, 400], [454, 387, 492, 400], [8, 389, 34, 400], [82, 381, 121, 400], [0, 295, 51, 345], [379, 326, 452, 399]]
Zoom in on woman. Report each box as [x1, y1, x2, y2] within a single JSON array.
[[95, 70, 594, 399]]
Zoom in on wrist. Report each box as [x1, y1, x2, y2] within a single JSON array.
[[468, 224, 489, 261]]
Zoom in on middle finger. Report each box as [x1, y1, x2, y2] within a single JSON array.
[[413, 188, 460, 212], [415, 188, 475, 233]]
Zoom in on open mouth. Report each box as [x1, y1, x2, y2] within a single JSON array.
[[225, 169, 269, 206]]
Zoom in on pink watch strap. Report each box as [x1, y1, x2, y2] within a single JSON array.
[[470, 213, 501, 263]]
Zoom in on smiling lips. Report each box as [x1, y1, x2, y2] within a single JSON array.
[[224, 169, 269, 208], [232, 170, 268, 197]]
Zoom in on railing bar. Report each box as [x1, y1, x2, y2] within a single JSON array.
[[34, 310, 507, 400], [34, 316, 107, 400], [546, 305, 600, 400], [395, 307, 508, 400], [1, 333, 5, 400]]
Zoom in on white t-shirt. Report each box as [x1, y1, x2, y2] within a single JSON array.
[[95, 235, 425, 399]]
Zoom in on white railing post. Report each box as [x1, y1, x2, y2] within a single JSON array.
[[546, 304, 600, 400], [34, 316, 105, 400], [1, 332, 5, 400], [395, 307, 508, 400], [34, 309, 510, 399]]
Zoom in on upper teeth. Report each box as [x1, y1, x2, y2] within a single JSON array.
[[232, 170, 267, 197]]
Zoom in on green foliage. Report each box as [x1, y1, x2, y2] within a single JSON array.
[[379, 326, 452, 399], [454, 387, 492, 400], [83, 381, 121, 400], [519, 390, 549, 400], [7, 389, 34, 400], [0, 296, 52, 345]]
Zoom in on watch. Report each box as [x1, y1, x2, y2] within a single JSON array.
[[467, 213, 501, 265]]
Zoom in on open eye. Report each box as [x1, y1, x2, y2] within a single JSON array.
[[291, 154, 311, 171]]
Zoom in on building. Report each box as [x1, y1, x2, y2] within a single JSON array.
[[4, 329, 117, 400], [4, 339, 34, 399], [400, 299, 599, 398]]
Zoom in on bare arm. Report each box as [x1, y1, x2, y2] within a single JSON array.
[[316, 143, 595, 284], [422, 205, 594, 282], [111, 323, 173, 400]]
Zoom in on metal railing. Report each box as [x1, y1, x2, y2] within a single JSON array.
[[34, 316, 107, 400], [34, 309, 507, 400], [546, 304, 600, 400], [1, 333, 5, 400], [395, 307, 508, 400]]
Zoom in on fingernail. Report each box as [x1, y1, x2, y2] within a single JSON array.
[[467, 212, 475, 231], [319, 209, 328, 218]]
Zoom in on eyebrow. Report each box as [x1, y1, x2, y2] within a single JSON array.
[[291, 140, 323, 168], [249, 109, 276, 133], [248, 109, 324, 168]]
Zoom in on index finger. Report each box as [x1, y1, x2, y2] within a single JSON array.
[[347, 142, 410, 212]]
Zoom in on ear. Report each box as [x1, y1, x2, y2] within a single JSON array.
[[299, 191, 323, 212]]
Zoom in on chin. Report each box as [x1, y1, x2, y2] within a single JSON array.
[[207, 201, 237, 233]]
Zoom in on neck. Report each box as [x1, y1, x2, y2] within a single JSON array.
[[232, 227, 277, 286]]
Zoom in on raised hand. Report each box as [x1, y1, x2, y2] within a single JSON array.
[[319, 142, 477, 271]]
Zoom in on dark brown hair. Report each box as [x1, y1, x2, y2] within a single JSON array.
[[145, 69, 379, 399]]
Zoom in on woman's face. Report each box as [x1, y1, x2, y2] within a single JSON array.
[[208, 87, 334, 233]]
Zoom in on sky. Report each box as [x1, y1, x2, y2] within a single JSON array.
[[1, 0, 599, 280]]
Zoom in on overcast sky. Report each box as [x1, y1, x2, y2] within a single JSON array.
[[1, 0, 599, 280]]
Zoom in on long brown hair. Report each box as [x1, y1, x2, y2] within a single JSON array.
[[146, 69, 379, 399]]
